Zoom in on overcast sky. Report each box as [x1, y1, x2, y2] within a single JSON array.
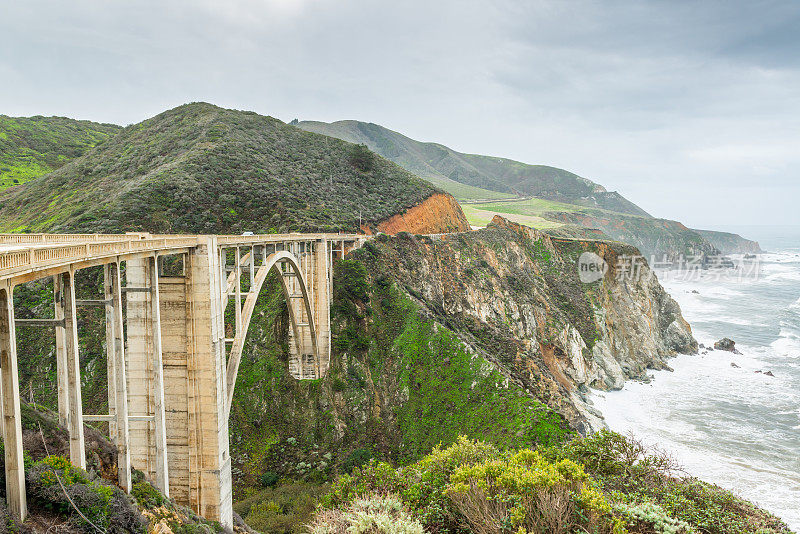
[[2, 0, 799, 228]]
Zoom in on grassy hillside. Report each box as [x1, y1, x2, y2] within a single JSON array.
[[0, 115, 120, 190], [297, 119, 649, 215], [466, 197, 721, 260], [0, 104, 451, 234]]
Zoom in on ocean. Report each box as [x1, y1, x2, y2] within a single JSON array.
[[592, 225, 800, 530]]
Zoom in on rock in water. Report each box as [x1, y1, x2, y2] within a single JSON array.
[[764, 370, 775, 377], [730, 362, 740, 368], [714, 338, 737, 352]]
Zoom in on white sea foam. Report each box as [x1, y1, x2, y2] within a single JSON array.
[[770, 329, 800, 358], [596, 247, 800, 530]]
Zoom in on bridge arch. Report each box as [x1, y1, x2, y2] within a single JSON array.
[[224, 250, 319, 417]]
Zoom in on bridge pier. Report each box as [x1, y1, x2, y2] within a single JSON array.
[[61, 270, 87, 470], [181, 239, 232, 527], [106, 262, 132, 492], [0, 284, 27, 521], [126, 257, 169, 494]]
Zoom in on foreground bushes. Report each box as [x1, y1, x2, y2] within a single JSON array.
[[26, 455, 146, 534], [308, 494, 424, 534], [312, 433, 793, 534], [321, 436, 621, 534], [233, 481, 329, 533]]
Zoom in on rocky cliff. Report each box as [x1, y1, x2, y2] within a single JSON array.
[[225, 216, 696, 491], [694, 228, 763, 254], [545, 209, 720, 261]]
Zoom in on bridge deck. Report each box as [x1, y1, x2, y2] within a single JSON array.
[[0, 233, 361, 284]]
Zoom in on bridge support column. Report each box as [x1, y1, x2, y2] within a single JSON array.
[[61, 270, 86, 469], [54, 276, 70, 427], [314, 239, 331, 373], [0, 284, 27, 521], [155, 241, 231, 527], [184, 239, 232, 527], [125, 257, 169, 495], [105, 262, 132, 492]]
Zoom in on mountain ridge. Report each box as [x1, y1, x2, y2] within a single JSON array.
[[297, 119, 651, 216], [0, 103, 468, 235]]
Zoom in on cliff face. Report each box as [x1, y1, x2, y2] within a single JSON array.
[[356, 217, 696, 430], [694, 229, 763, 254], [369, 192, 471, 234], [223, 217, 696, 490], [545, 210, 720, 261]]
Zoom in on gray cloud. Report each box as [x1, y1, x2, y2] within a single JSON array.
[[1, 0, 798, 226]]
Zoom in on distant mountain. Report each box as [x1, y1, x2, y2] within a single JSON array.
[[297, 119, 650, 216], [0, 104, 468, 234], [298, 119, 768, 259], [0, 115, 120, 190], [694, 229, 763, 254]]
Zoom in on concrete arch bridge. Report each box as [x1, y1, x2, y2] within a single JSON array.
[[0, 232, 364, 527]]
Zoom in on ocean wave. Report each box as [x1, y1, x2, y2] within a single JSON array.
[[771, 330, 800, 358]]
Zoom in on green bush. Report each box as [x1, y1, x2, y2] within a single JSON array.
[[320, 437, 624, 534], [131, 480, 166, 508], [234, 481, 328, 534], [348, 144, 376, 173], [562, 432, 792, 534], [260, 471, 280, 488], [342, 448, 375, 474], [26, 455, 146, 534]]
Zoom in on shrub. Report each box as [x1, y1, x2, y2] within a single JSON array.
[[26, 455, 146, 534], [444, 449, 622, 534], [0, 501, 18, 534], [654, 479, 790, 534], [564, 430, 678, 493], [615, 501, 694, 534], [321, 437, 625, 534], [342, 448, 375, 474], [348, 144, 376, 173], [260, 471, 280, 488], [307, 494, 424, 534], [131, 480, 166, 508], [233, 481, 328, 534]]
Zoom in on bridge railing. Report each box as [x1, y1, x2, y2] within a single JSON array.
[[0, 233, 134, 244], [0, 237, 199, 281], [215, 233, 363, 246]]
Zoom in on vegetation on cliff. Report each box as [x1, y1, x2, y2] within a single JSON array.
[[0, 403, 242, 534], [0, 104, 458, 234], [0, 115, 120, 191], [314, 433, 792, 534]]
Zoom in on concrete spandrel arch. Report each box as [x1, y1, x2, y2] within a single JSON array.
[[224, 250, 318, 417]]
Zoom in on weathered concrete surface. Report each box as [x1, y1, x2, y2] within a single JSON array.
[[0, 232, 363, 527]]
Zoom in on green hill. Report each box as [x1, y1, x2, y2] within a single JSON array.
[[0, 115, 120, 190], [0, 104, 462, 234], [297, 119, 650, 215]]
